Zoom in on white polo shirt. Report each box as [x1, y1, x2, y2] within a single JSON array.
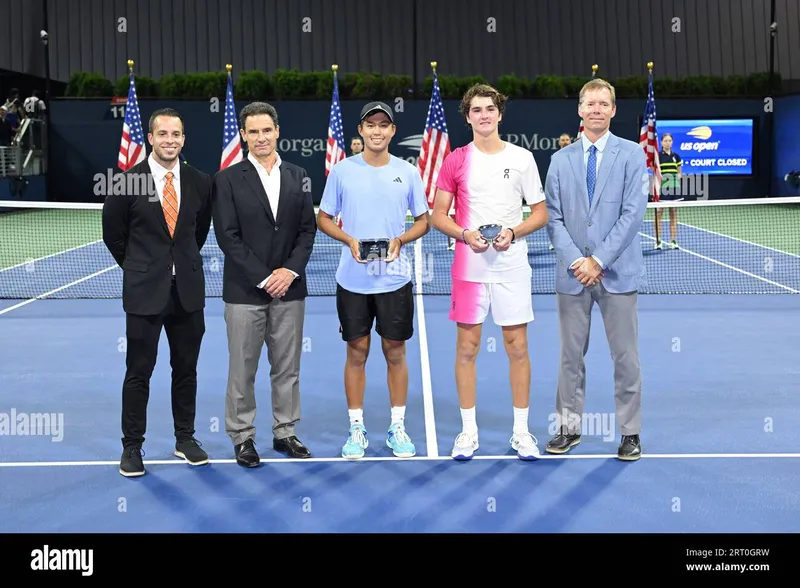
[[436, 141, 544, 283]]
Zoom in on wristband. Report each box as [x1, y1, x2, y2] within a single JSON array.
[[461, 228, 468, 244], [509, 228, 516, 243]]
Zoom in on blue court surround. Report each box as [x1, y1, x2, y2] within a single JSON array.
[[1, 292, 799, 533]]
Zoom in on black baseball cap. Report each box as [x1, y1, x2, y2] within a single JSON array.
[[360, 101, 394, 124]]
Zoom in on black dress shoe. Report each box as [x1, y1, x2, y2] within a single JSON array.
[[545, 432, 581, 454], [120, 445, 145, 477], [234, 438, 261, 468], [618, 434, 642, 461], [273, 435, 312, 458]]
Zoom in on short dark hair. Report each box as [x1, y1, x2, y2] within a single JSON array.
[[239, 102, 279, 130], [149, 107, 184, 133]]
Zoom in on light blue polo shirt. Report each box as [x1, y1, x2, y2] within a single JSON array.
[[319, 154, 429, 295]]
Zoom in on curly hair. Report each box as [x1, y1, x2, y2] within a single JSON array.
[[459, 84, 508, 123]]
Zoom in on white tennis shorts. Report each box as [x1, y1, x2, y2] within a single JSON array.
[[449, 278, 534, 326]]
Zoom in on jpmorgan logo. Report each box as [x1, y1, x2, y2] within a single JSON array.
[[500, 133, 562, 151], [277, 138, 327, 157]]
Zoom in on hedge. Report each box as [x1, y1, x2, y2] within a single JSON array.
[[63, 69, 780, 100]]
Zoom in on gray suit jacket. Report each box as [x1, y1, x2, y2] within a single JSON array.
[[545, 132, 648, 295]]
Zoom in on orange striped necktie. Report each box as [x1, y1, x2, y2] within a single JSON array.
[[162, 171, 179, 237]]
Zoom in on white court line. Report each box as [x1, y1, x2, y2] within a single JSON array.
[[0, 240, 104, 273], [638, 232, 799, 293], [0, 264, 119, 315], [676, 221, 800, 260], [1, 452, 800, 468], [414, 236, 438, 458]]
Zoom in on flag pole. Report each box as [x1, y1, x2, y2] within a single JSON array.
[[576, 64, 598, 141]]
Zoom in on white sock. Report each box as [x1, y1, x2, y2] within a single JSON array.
[[349, 409, 363, 427], [513, 406, 529, 435], [460, 406, 477, 435], [390, 406, 406, 427]]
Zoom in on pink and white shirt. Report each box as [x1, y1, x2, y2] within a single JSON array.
[[436, 141, 545, 283]]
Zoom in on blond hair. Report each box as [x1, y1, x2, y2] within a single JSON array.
[[579, 79, 616, 106]]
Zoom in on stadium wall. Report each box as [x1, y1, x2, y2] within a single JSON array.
[[773, 94, 800, 197], [2, 0, 798, 90], [47, 97, 769, 205]]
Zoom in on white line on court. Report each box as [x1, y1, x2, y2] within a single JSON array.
[[1, 452, 799, 468], [676, 221, 800, 259], [638, 232, 799, 293], [0, 264, 119, 315], [414, 235, 438, 458], [0, 240, 105, 273]]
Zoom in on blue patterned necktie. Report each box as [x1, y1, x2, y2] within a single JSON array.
[[587, 144, 597, 206]]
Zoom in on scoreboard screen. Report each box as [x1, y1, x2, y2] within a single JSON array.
[[650, 118, 755, 176]]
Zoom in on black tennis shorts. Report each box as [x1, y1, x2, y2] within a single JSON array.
[[336, 281, 414, 342]]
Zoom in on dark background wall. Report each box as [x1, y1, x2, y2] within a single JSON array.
[[39, 96, 782, 206], [2, 0, 799, 91]]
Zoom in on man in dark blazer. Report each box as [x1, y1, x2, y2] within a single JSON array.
[[212, 101, 316, 467], [102, 107, 213, 477]]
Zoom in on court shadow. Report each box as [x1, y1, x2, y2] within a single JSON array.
[[369, 458, 565, 532], [524, 458, 626, 532]]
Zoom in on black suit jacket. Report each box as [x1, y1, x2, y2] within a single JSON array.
[[102, 159, 213, 315], [211, 157, 316, 305]]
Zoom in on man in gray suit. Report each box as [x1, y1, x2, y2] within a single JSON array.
[[544, 79, 648, 461], [212, 102, 317, 466]]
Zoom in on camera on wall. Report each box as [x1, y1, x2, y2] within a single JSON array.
[[40, 30, 48, 45], [785, 171, 800, 191]]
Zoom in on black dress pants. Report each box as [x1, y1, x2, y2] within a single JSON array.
[[121, 281, 205, 448]]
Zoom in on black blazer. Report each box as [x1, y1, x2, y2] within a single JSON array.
[[211, 157, 316, 305], [102, 159, 213, 316]]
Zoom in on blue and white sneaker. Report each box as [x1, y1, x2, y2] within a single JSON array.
[[510, 432, 540, 460], [451, 431, 479, 460], [386, 423, 416, 457], [342, 424, 368, 459]]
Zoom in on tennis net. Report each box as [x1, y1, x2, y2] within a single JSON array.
[[1, 196, 798, 299]]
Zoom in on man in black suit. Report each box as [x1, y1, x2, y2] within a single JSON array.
[[102, 107, 212, 477], [212, 101, 316, 467]]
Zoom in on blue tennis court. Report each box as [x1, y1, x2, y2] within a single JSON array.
[[1, 199, 799, 533]]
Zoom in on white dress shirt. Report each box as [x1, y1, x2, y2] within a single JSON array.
[[247, 152, 299, 289], [571, 131, 611, 271], [148, 153, 181, 275]]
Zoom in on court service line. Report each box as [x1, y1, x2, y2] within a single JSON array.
[[0, 264, 119, 316], [638, 232, 799, 293], [0, 240, 104, 273], [414, 236, 439, 458], [2, 452, 800, 468], [677, 221, 800, 260]]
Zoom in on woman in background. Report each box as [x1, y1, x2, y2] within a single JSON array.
[[654, 132, 682, 249]]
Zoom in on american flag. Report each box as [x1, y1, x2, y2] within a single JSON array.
[[118, 71, 146, 171], [639, 71, 661, 201], [325, 71, 345, 176], [220, 74, 243, 170], [418, 69, 451, 208]]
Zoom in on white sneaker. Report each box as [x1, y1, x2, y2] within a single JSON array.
[[510, 432, 540, 460], [451, 431, 479, 460]]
